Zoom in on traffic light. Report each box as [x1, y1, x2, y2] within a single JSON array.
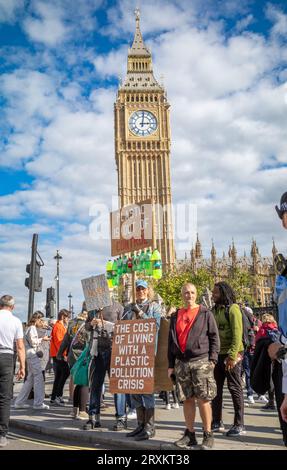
[[46, 287, 56, 318], [24, 261, 42, 292], [34, 261, 43, 292], [25, 264, 31, 289]]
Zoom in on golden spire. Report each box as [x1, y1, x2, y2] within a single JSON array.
[[129, 8, 150, 57], [211, 239, 216, 258]]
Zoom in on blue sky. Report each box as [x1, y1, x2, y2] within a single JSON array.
[[1, 0, 287, 320]]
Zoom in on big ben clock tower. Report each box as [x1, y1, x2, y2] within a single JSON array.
[[114, 9, 175, 271]]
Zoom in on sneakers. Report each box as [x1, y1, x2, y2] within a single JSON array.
[[172, 403, 180, 409], [261, 403, 276, 411], [226, 425, 246, 437], [201, 431, 214, 450], [77, 411, 89, 420], [174, 429, 198, 448], [165, 403, 171, 410], [247, 395, 255, 404], [211, 421, 225, 433], [0, 436, 8, 447], [14, 403, 30, 409], [258, 395, 268, 404], [50, 397, 65, 406], [126, 409, 137, 420], [33, 403, 50, 410], [113, 417, 128, 431]]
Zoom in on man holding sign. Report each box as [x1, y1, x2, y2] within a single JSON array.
[[121, 279, 161, 441]]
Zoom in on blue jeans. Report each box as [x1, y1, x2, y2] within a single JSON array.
[[243, 350, 254, 397], [89, 351, 111, 415], [114, 393, 126, 417], [131, 393, 155, 410], [126, 394, 135, 410], [88, 352, 126, 417]]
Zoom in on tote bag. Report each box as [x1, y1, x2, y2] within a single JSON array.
[[70, 345, 91, 386]]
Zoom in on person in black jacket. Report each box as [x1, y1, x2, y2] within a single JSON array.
[[168, 283, 220, 450]]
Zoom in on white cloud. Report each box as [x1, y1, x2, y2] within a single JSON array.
[[235, 14, 254, 32], [23, 1, 68, 46], [266, 3, 287, 38], [0, 0, 24, 23]]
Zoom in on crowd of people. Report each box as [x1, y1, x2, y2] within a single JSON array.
[[0, 193, 286, 450]]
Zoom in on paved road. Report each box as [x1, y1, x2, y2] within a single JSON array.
[[3, 427, 114, 451]]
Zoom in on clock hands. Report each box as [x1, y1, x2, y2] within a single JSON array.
[[139, 112, 149, 128]]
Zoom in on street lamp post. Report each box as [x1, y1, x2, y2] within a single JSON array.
[[54, 250, 62, 315], [68, 292, 72, 315]]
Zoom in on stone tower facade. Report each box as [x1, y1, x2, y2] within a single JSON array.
[[181, 237, 278, 307], [114, 9, 175, 270]]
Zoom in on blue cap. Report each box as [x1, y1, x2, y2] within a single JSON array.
[[136, 279, 148, 289]]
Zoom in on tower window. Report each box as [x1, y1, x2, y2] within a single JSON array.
[[150, 95, 153, 102]]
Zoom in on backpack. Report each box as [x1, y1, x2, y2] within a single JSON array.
[[224, 305, 255, 350]]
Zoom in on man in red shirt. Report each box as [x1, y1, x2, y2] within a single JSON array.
[[168, 283, 220, 449]]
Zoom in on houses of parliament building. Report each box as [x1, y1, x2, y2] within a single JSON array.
[[180, 235, 279, 307]]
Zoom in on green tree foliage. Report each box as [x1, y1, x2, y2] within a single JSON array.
[[152, 266, 256, 308], [227, 267, 256, 305], [152, 267, 214, 308]]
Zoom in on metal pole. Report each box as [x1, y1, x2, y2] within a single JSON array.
[[54, 250, 62, 315], [27, 234, 38, 322], [68, 293, 72, 314]]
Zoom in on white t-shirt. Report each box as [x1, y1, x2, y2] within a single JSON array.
[[0, 309, 23, 353]]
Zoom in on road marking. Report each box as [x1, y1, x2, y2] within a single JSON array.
[[8, 432, 97, 450]]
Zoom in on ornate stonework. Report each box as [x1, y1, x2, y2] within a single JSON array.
[[114, 10, 175, 270], [180, 236, 278, 307]]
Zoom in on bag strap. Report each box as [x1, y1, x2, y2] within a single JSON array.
[[99, 310, 105, 328]]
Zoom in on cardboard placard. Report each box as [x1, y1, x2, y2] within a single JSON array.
[[81, 274, 111, 312], [110, 199, 153, 257], [154, 317, 173, 392], [109, 318, 156, 394]]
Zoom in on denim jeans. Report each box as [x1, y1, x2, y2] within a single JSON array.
[[243, 350, 254, 397], [131, 393, 155, 410], [114, 393, 126, 417], [89, 351, 111, 415], [0, 353, 14, 437], [126, 394, 135, 410]]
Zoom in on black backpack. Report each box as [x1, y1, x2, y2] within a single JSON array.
[[224, 305, 255, 350]]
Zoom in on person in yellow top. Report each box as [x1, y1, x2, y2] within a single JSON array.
[[211, 282, 245, 437]]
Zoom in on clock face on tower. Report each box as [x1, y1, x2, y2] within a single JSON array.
[[129, 110, 157, 137]]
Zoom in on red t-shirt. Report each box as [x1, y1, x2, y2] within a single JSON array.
[[176, 306, 200, 353]]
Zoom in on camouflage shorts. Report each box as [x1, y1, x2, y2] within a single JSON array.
[[174, 358, 217, 402]]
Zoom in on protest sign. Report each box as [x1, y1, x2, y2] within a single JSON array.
[[110, 318, 156, 394], [81, 274, 111, 312]]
